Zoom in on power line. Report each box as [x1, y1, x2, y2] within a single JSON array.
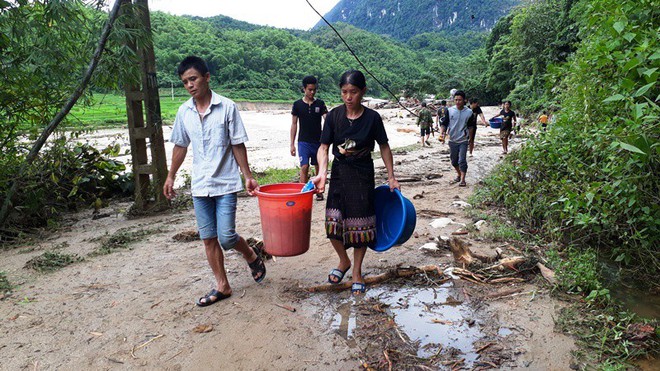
[[305, 0, 418, 117]]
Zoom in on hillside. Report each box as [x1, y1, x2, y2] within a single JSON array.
[[316, 0, 521, 40]]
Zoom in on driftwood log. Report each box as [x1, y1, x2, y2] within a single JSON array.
[[449, 237, 499, 266], [305, 265, 446, 293]]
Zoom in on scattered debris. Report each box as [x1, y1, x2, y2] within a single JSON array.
[[474, 220, 487, 230], [172, 230, 199, 242], [131, 334, 164, 358], [430, 217, 453, 229], [274, 303, 296, 312], [451, 201, 471, 209], [417, 209, 455, 218], [192, 324, 213, 333], [419, 242, 440, 252], [536, 262, 557, 285]]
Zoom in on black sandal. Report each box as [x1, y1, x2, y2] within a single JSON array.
[[248, 246, 267, 283], [196, 289, 231, 307]]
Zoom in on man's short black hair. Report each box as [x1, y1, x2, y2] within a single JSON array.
[[470, 98, 479, 104], [454, 90, 466, 100], [441, 100, 446, 105], [302, 75, 318, 87], [421, 102, 427, 107], [177, 56, 209, 77]]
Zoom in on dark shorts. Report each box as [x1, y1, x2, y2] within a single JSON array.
[[500, 129, 511, 139], [420, 127, 431, 136], [298, 141, 320, 167]]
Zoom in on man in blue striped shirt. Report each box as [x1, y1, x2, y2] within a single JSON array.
[[163, 56, 266, 307]]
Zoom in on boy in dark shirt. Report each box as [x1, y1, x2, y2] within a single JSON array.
[[291, 76, 328, 200]]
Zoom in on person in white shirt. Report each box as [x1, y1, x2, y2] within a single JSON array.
[[163, 56, 265, 307]]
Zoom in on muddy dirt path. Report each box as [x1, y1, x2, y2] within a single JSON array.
[[0, 107, 575, 370]]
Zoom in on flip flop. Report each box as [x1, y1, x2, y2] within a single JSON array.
[[459, 181, 467, 187], [248, 246, 267, 283], [351, 282, 366, 295], [316, 193, 324, 201], [196, 289, 231, 307], [449, 177, 461, 184], [328, 267, 350, 284]]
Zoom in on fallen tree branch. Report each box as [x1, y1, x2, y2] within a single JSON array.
[[304, 265, 446, 292]]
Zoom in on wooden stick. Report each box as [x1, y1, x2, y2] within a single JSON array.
[[274, 303, 296, 312], [485, 288, 524, 299], [476, 342, 495, 353], [304, 265, 443, 292], [383, 350, 393, 371]]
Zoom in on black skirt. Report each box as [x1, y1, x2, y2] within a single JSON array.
[[325, 160, 376, 249]]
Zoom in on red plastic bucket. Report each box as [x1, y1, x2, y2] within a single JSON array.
[[254, 183, 314, 257]]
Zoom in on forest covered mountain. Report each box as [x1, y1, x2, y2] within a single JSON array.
[[316, 0, 521, 40]]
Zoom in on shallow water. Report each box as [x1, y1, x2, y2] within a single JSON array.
[[600, 260, 660, 320], [317, 281, 486, 365]]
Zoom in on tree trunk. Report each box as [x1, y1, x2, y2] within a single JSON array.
[[0, 0, 124, 227]]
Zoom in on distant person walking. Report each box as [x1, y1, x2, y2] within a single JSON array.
[[468, 98, 487, 156], [291, 75, 328, 200], [491, 100, 517, 154], [312, 70, 400, 295], [436, 100, 448, 135], [417, 102, 434, 147], [440, 90, 473, 187], [163, 56, 266, 307], [538, 111, 549, 131]]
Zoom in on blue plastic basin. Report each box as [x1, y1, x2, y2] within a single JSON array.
[[373, 185, 417, 252], [489, 117, 503, 129]]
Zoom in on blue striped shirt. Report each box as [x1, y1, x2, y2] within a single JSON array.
[[170, 91, 249, 197]]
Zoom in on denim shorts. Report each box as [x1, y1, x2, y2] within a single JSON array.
[[298, 141, 320, 166], [193, 193, 239, 250]]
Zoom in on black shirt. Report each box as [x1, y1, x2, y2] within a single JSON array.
[[468, 106, 483, 128], [291, 98, 328, 143], [320, 105, 388, 165], [499, 109, 516, 131]]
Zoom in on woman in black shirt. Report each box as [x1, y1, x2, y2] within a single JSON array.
[[492, 100, 517, 154], [313, 70, 400, 295]]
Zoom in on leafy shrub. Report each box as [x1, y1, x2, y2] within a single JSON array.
[[0, 137, 133, 235], [475, 0, 659, 282]]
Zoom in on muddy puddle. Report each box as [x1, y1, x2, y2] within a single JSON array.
[[310, 281, 490, 367]]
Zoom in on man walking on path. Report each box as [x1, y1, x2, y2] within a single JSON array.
[[291, 75, 328, 200], [440, 91, 473, 187], [417, 102, 434, 147], [163, 56, 266, 307]]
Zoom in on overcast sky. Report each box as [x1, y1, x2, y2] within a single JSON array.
[[141, 0, 340, 30]]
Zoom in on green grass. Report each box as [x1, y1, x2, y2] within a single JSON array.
[[24, 251, 83, 272], [0, 272, 11, 293], [69, 91, 189, 128], [68, 90, 332, 129], [90, 226, 164, 256], [253, 167, 301, 185]]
